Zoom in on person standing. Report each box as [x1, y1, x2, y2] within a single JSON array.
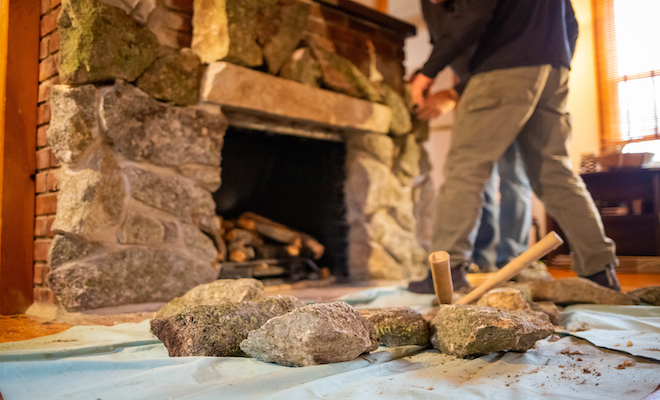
[[408, 0, 621, 292]]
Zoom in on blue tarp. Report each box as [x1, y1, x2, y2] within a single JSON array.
[[1, 287, 659, 399]]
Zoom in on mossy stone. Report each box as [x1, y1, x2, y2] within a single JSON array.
[[58, 0, 161, 84]]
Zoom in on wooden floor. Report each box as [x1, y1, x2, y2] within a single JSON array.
[[1, 268, 659, 344]]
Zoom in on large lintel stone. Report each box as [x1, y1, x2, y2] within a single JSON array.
[[201, 62, 392, 134]]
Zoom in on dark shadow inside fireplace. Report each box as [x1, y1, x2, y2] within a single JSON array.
[[214, 127, 349, 278]]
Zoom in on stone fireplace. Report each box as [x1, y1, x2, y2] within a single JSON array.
[[42, 0, 434, 311]]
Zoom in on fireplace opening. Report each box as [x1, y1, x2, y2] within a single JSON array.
[[214, 128, 349, 278]]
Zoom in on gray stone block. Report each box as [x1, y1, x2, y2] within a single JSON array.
[[201, 62, 392, 133], [48, 234, 105, 270], [151, 296, 305, 356], [359, 307, 430, 347], [156, 278, 265, 318], [527, 278, 640, 306], [182, 223, 218, 263], [123, 166, 217, 230], [136, 49, 202, 106], [431, 305, 554, 358], [48, 85, 97, 166], [48, 247, 218, 311], [117, 211, 166, 245], [101, 81, 227, 168], [240, 302, 380, 366], [51, 146, 125, 236]]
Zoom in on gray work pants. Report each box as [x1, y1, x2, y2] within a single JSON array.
[[433, 65, 617, 276]]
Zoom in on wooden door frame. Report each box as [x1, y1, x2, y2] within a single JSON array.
[[0, 0, 39, 314]]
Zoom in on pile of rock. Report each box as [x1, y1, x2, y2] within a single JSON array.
[[150, 278, 564, 365]]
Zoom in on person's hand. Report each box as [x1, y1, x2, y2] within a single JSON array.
[[416, 89, 458, 120], [411, 73, 435, 108]]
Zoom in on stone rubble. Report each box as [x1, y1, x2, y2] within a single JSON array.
[[526, 278, 640, 306], [156, 278, 265, 318], [359, 307, 430, 347], [430, 304, 554, 358], [476, 287, 532, 311], [151, 295, 305, 356], [628, 286, 660, 306], [240, 302, 380, 367]]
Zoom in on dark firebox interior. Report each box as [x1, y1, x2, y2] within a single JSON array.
[[214, 127, 349, 278]]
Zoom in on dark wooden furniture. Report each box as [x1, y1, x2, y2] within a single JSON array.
[[548, 168, 660, 257]]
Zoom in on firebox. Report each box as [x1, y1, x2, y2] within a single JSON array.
[[215, 128, 349, 278]]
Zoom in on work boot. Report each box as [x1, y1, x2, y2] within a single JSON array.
[[585, 264, 621, 291], [408, 263, 471, 294]]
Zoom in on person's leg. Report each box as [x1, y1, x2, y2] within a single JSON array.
[[472, 168, 500, 271], [516, 67, 619, 288], [409, 65, 551, 293], [495, 142, 533, 268]]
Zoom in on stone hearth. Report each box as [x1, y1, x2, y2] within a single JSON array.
[[45, 0, 432, 311]]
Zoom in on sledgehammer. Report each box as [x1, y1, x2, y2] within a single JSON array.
[[429, 231, 564, 306]]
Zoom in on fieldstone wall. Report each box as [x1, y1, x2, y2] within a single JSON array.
[[40, 0, 429, 309], [345, 133, 430, 280], [47, 81, 226, 311]]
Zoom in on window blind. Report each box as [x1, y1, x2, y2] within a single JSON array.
[[593, 0, 660, 149]]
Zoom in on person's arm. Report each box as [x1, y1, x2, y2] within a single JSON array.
[[419, 0, 499, 79], [565, 0, 579, 61]]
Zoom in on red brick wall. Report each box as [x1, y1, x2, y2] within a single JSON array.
[[29, 0, 408, 305], [306, 2, 406, 95], [33, 0, 61, 304]]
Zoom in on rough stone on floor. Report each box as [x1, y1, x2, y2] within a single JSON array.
[[526, 278, 640, 306], [430, 305, 554, 358], [136, 49, 202, 106], [512, 262, 554, 282], [101, 81, 227, 168], [191, 0, 229, 64], [359, 307, 429, 347], [375, 81, 411, 135], [257, 0, 310, 74], [48, 234, 104, 269], [48, 247, 218, 311], [150, 296, 304, 356], [532, 301, 561, 325], [240, 302, 380, 366], [279, 48, 322, 87], [48, 85, 97, 166], [51, 146, 125, 236], [58, 0, 160, 84], [156, 278, 265, 318], [476, 287, 532, 311], [309, 43, 383, 103], [123, 166, 217, 230], [628, 286, 660, 306]]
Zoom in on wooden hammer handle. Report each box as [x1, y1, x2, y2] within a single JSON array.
[[429, 251, 453, 305], [455, 232, 564, 305]]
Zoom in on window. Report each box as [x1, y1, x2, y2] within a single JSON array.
[[594, 0, 660, 150]]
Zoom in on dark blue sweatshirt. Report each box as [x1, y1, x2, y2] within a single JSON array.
[[420, 0, 579, 80]]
